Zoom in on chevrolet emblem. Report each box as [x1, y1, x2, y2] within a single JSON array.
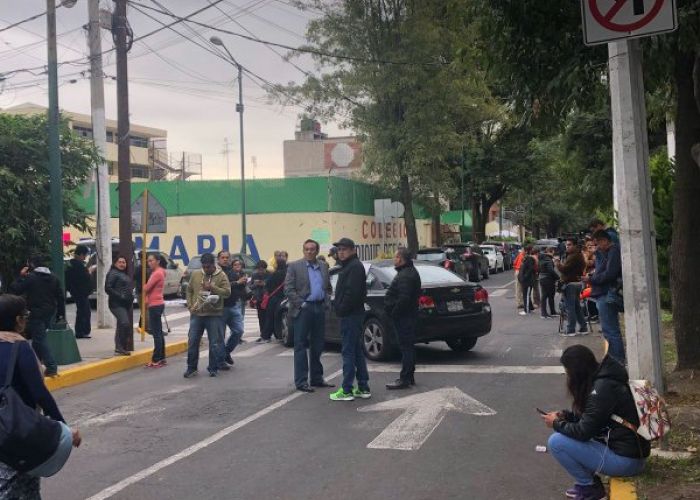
[[451, 288, 461, 293]]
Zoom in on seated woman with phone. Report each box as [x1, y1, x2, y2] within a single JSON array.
[[541, 345, 650, 500]]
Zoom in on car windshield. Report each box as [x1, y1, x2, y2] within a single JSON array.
[[481, 248, 494, 254], [379, 264, 465, 286], [415, 252, 446, 262]]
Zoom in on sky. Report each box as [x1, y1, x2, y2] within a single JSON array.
[[0, 0, 350, 179]]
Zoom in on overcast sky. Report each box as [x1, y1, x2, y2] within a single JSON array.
[[0, 0, 349, 179]]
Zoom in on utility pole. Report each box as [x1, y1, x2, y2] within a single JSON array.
[[46, 0, 64, 288], [608, 39, 663, 390], [88, 0, 113, 328], [114, 0, 133, 350], [236, 63, 247, 255]]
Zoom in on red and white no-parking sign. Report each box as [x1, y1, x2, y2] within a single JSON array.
[[581, 0, 678, 45]]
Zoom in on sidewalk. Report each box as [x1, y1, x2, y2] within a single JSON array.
[[45, 313, 190, 392]]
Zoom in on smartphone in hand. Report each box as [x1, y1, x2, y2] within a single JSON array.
[[536, 408, 547, 415]]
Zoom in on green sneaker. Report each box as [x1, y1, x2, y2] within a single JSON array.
[[329, 388, 355, 401], [352, 387, 372, 399]]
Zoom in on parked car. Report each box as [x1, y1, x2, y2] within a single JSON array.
[[480, 245, 505, 273], [443, 243, 490, 282], [482, 241, 513, 270], [275, 261, 492, 361], [178, 253, 258, 298], [415, 248, 467, 277]]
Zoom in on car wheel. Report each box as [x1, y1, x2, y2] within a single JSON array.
[[277, 310, 293, 347], [483, 265, 490, 280], [363, 317, 393, 361], [446, 337, 478, 352]]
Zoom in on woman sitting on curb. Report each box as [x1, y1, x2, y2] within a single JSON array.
[[541, 345, 650, 500]]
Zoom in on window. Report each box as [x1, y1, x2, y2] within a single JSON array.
[[130, 136, 149, 148], [130, 166, 149, 179], [380, 265, 465, 286], [106, 130, 115, 143], [73, 125, 93, 139]]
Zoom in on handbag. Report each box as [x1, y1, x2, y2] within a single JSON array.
[[612, 379, 671, 441], [0, 343, 62, 472], [260, 283, 284, 310]]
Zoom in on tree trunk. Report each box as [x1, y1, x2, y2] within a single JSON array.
[[399, 174, 419, 256], [672, 49, 700, 370], [471, 197, 486, 243]]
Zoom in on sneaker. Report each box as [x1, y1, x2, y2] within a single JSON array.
[[566, 476, 604, 499], [540, 315, 550, 320], [218, 364, 231, 371], [329, 388, 355, 401], [518, 311, 527, 316], [576, 481, 606, 500], [352, 387, 372, 399], [565, 485, 579, 498], [255, 337, 264, 343], [225, 353, 234, 365], [183, 369, 198, 378], [559, 331, 578, 337], [208, 370, 217, 377], [578, 328, 589, 335], [44, 369, 58, 378]]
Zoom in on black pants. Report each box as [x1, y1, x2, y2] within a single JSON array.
[[110, 304, 133, 352], [540, 279, 556, 316], [74, 295, 92, 338], [148, 304, 165, 362], [393, 313, 417, 382], [521, 282, 535, 313], [261, 295, 283, 339], [255, 304, 266, 333]]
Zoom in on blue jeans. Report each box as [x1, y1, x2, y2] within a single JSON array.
[[596, 297, 625, 363], [293, 303, 326, 388], [28, 314, 57, 374], [223, 304, 244, 354], [148, 304, 165, 362], [186, 315, 224, 373], [548, 433, 645, 486], [27, 422, 72, 478], [564, 283, 586, 333], [74, 295, 91, 338], [340, 311, 369, 393]]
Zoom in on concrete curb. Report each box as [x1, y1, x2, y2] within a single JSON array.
[[610, 478, 637, 500], [45, 340, 189, 392]]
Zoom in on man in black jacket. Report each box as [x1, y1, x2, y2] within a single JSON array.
[[384, 248, 421, 390], [65, 245, 92, 339], [538, 247, 559, 319], [11, 254, 65, 376], [329, 237, 370, 401]]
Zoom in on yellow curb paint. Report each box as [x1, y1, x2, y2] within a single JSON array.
[[610, 478, 637, 500], [45, 341, 189, 392]]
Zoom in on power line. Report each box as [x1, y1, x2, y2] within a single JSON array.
[[0, 0, 228, 80], [127, 1, 446, 67]]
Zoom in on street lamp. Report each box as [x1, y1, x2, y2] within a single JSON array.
[[46, 0, 77, 288], [210, 36, 247, 254]]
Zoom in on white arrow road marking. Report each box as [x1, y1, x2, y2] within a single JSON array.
[[358, 387, 496, 451]]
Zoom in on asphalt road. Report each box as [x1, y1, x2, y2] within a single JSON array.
[[46, 271, 604, 500]]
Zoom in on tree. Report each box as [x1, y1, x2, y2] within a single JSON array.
[[0, 113, 98, 285], [283, 0, 494, 254], [479, 0, 700, 368]]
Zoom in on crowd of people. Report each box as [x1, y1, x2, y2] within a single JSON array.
[[513, 218, 625, 364]]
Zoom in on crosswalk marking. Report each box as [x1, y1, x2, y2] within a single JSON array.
[[235, 342, 280, 357]]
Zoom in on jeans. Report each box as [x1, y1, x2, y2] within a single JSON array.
[[393, 313, 417, 382], [223, 304, 244, 354], [186, 315, 224, 373], [596, 297, 625, 363], [148, 304, 165, 362], [110, 305, 132, 352], [540, 279, 556, 316], [74, 295, 91, 338], [548, 433, 645, 486], [27, 422, 73, 478], [564, 283, 586, 333], [28, 313, 57, 374], [293, 302, 326, 388], [340, 311, 369, 393]]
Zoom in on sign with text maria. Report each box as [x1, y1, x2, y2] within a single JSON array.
[[581, 0, 678, 46]]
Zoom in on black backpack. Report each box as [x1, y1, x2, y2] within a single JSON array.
[[0, 343, 61, 472]]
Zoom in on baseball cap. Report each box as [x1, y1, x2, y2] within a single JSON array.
[[332, 237, 355, 248]]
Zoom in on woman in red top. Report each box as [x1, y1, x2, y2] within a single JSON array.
[[143, 254, 166, 367]]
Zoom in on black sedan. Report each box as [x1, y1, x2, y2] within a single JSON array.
[[275, 260, 492, 361]]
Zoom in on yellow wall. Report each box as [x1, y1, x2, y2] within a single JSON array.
[[67, 212, 433, 264]]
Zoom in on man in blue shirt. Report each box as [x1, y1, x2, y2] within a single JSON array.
[[284, 239, 333, 393]]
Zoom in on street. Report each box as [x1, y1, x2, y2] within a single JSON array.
[[47, 272, 602, 500]]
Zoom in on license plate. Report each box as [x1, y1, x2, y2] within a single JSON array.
[[446, 300, 463, 312]]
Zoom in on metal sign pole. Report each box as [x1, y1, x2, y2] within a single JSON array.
[[140, 189, 149, 342]]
